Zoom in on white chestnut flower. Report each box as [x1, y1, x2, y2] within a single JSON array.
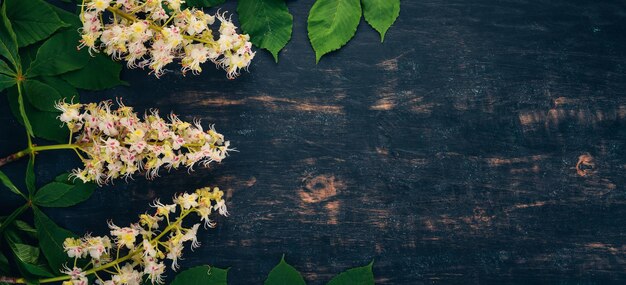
[[79, 0, 255, 78], [61, 190, 228, 284], [55, 99, 232, 185]]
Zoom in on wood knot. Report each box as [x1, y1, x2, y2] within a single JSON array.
[[576, 154, 595, 177], [299, 174, 345, 203]]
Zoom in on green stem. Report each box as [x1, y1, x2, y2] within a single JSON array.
[[0, 144, 79, 168], [16, 80, 33, 148], [32, 144, 79, 152], [12, 210, 192, 284], [161, 12, 177, 27]]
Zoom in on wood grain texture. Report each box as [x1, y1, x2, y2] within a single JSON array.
[[2, 0, 626, 284]]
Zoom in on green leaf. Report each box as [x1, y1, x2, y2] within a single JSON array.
[[61, 53, 125, 90], [33, 207, 76, 274], [307, 0, 361, 63], [264, 255, 306, 285], [54, 173, 72, 183], [0, 2, 20, 69], [5, 232, 54, 278], [13, 243, 39, 264], [0, 204, 29, 235], [14, 220, 37, 237], [49, 5, 81, 27], [18, 262, 53, 278], [11, 243, 39, 264], [26, 28, 90, 77], [0, 218, 37, 238], [0, 74, 15, 92], [327, 262, 374, 285], [184, 0, 226, 8], [40, 76, 79, 100], [0, 59, 15, 76], [170, 266, 229, 285], [4, 0, 68, 47], [0, 250, 9, 274], [34, 173, 96, 207], [7, 86, 68, 143], [0, 170, 25, 198], [25, 155, 35, 195], [238, 0, 293, 62], [34, 183, 72, 206], [50, 6, 124, 91], [361, 0, 399, 42], [19, 41, 42, 71], [0, 72, 16, 90], [23, 79, 62, 112]]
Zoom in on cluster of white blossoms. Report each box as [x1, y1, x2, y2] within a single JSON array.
[[61, 187, 228, 285], [55, 99, 232, 185], [79, 0, 255, 78]]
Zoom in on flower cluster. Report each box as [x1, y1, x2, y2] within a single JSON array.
[[61, 187, 228, 285], [55, 99, 232, 185], [79, 0, 255, 78]]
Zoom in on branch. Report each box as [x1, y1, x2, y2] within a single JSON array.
[[0, 276, 21, 284], [0, 149, 29, 168]]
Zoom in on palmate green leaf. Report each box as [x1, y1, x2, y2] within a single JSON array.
[[4, 0, 68, 47], [0, 2, 20, 70], [327, 262, 374, 285], [184, 0, 225, 8], [0, 170, 25, 198], [7, 86, 69, 143], [21, 2, 90, 77], [61, 53, 125, 91], [307, 0, 361, 63], [34, 173, 96, 207], [23, 79, 62, 112], [361, 0, 399, 42], [238, 0, 293, 62], [51, 5, 125, 90], [26, 28, 90, 77], [171, 266, 229, 285], [264, 256, 306, 285], [33, 207, 77, 274]]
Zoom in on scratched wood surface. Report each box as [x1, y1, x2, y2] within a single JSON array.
[[2, 0, 626, 284]]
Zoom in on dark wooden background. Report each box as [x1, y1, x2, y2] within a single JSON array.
[[2, 0, 626, 284]]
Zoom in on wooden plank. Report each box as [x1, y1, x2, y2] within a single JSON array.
[[1, 0, 626, 284]]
